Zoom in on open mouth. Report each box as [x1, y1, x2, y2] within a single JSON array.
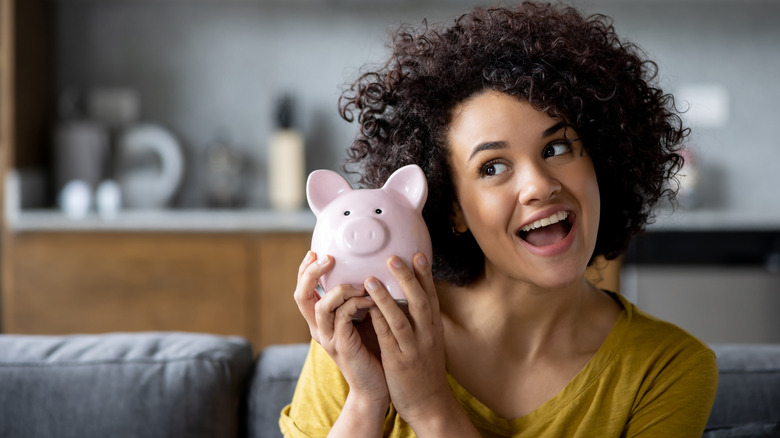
[[517, 211, 573, 248]]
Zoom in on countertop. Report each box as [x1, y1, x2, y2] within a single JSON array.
[[648, 208, 780, 232], [5, 207, 779, 233], [6, 209, 317, 233]]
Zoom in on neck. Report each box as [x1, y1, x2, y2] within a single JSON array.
[[439, 272, 600, 362]]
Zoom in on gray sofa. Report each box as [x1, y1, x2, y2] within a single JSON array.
[[0, 332, 778, 438]]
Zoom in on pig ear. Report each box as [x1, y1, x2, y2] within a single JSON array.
[[382, 164, 428, 213], [306, 170, 352, 216]]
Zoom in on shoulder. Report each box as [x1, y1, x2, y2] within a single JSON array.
[[607, 295, 719, 435], [611, 293, 718, 386], [621, 294, 713, 356]]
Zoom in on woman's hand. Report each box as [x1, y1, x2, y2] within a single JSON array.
[[364, 253, 479, 436], [293, 251, 390, 418]]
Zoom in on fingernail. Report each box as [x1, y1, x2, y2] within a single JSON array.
[[317, 255, 329, 266], [390, 257, 403, 269], [304, 251, 314, 263], [365, 278, 379, 291], [416, 253, 428, 268]]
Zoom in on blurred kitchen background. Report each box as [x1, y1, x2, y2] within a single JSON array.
[[0, 0, 778, 349]]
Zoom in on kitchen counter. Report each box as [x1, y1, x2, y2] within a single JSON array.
[[628, 209, 780, 267], [6, 209, 316, 233], [648, 208, 780, 232], [6, 206, 780, 234]]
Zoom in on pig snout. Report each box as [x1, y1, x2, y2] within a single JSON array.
[[338, 216, 388, 255]]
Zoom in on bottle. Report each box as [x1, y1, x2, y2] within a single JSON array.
[[677, 147, 700, 209], [268, 95, 305, 211]]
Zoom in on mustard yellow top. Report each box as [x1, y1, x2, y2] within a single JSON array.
[[280, 293, 718, 437]]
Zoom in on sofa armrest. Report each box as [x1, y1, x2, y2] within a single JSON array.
[[246, 343, 310, 438], [0, 332, 253, 438], [704, 344, 780, 437]]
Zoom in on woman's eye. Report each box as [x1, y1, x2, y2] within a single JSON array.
[[482, 162, 509, 177], [543, 142, 571, 159]]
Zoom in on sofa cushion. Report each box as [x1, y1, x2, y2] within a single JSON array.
[[703, 422, 780, 438], [245, 343, 309, 438], [0, 332, 253, 438], [704, 344, 780, 437]]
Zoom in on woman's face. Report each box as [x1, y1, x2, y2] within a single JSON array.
[[446, 90, 600, 289]]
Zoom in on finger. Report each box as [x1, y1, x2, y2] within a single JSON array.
[[365, 276, 412, 349], [412, 252, 440, 323], [294, 253, 330, 301], [332, 296, 375, 353], [296, 250, 316, 282], [314, 284, 367, 342], [294, 254, 333, 335], [387, 256, 433, 327], [367, 303, 400, 357]]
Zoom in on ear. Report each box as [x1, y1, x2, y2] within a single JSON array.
[[306, 169, 352, 216], [382, 164, 428, 213], [451, 200, 469, 234]]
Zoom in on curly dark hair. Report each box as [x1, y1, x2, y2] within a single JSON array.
[[338, 2, 686, 286]]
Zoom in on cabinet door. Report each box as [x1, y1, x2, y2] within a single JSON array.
[[4, 233, 249, 336], [252, 233, 313, 349]]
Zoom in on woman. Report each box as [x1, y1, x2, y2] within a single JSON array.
[[281, 2, 718, 437]]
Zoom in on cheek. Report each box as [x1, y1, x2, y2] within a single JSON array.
[[581, 166, 601, 231], [458, 189, 513, 236], [563, 157, 600, 229], [588, 182, 601, 228]]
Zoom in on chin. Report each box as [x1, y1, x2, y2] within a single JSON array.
[[529, 261, 589, 290]]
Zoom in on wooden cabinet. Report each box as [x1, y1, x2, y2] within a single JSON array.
[[1, 231, 620, 353], [2, 231, 620, 350], [7, 233, 249, 335], [2, 231, 313, 351]]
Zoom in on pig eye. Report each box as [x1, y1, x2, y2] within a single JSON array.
[[375, 209, 382, 214], [344, 211, 350, 216]]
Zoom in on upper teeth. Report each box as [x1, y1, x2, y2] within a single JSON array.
[[520, 211, 569, 233]]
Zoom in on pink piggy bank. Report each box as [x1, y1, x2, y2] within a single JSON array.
[[306, 164, 432, 304]]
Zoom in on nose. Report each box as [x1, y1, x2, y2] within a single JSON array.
[[516, 162, 562, 205]]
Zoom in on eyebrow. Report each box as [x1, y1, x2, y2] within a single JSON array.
[[467, 120, 570, 162], [467, 141, 508, 162], [543, 120, 569, 138]]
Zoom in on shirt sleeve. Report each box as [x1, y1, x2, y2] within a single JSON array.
[[623, 345, 719, 437], [279, 340, 351, 438]]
